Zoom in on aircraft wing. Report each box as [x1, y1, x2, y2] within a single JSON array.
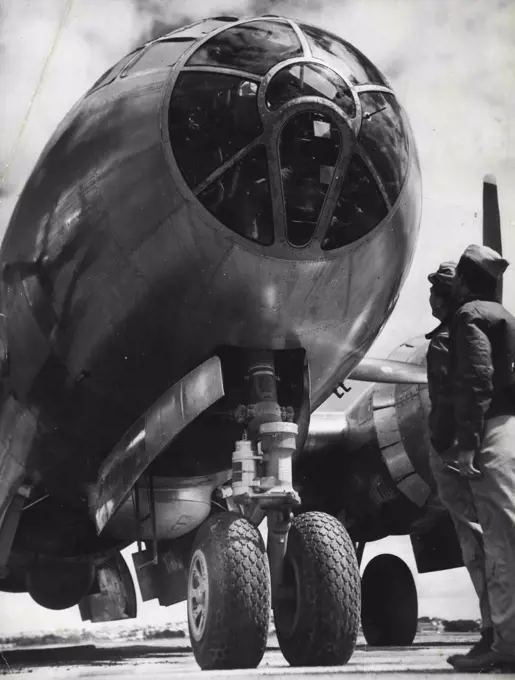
[[348, 357, 427, 384]]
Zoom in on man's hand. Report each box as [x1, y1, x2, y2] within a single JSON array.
[[442, 444, 482, 479], [457, 449, 482, 479]]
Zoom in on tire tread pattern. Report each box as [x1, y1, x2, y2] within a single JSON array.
[[275, 511, 361, 666], [189, 512, 270, 670]]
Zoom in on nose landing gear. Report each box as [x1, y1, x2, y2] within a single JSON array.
[[186, 352, 361, 670]]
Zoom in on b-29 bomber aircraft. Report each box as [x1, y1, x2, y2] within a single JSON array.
[[0, 13, 479, 671]]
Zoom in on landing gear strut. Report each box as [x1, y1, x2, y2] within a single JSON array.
[[186, 351, 361, 669]]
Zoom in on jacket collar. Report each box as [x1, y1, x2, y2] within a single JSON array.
[[425, 293, 493, 340], [425, 321, 449, 340], [448, 293, 477, 316]]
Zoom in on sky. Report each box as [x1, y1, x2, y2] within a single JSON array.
[[1, 0, 515, 635]]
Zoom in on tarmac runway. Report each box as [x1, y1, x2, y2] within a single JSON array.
[[1, 635, 490, 679]]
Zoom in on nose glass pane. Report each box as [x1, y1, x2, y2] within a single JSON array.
[[299, 22, 388, 87], [123, 40, 195, 76], [321, 153, 388, 250], [169, 72, 262, 188], [266, 62, 356, 118], [187, 20, 303, 76], [358, 91, 409, 204], [198, 146, 274, 246], [280, 112, 341, 247]]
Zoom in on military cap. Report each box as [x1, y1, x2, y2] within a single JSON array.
[[428, 261, 457, 291], [459, 244, 509, 280]]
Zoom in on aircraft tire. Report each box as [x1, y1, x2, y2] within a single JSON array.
[[273, 511, 361, 666], [361, 553, 418, 646], [187, 512, 270, 670]]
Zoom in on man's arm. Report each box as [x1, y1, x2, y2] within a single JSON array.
[[453, 310, 494, 452], [427, 334, 454, 453]]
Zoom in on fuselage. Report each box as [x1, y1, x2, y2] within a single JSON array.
[[0, 16, 422, 500]]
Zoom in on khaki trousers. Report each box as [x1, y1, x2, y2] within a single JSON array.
[[430, 415, 515, 654]]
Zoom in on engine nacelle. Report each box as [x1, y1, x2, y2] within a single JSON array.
[[297, 336, 442, 542], [371, 337, 434, 509], [297, 334, 464, 572]]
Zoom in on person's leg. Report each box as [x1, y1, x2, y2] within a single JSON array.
[[429, 448, 492, 632], [451, 416, 515, 671]]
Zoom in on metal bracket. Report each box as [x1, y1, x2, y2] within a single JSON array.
[[334, 381, 352, 398]]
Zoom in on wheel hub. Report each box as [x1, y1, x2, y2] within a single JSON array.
[[188, 549, 210, 641]]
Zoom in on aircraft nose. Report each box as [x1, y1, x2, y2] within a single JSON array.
[[166, 17, 412, 257]]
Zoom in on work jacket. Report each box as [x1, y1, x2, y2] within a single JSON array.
[[449, 298, 515, 452], [426, 322, 455, 454]]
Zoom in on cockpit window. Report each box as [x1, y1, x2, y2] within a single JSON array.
[[165, 18, 238, 40], [266, 63, 356, 118], [280, 112, 341, 247], [198, 146, 274, 245], [321, 154, 388, 250], [169, 72, 262, 187], [299, 23, 388, 86], [122, 40, 195, 76], [358, 92, 409, 204], [186, 20, 303, 75]]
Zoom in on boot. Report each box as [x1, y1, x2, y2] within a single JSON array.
[[450, 649, 515, 672], [447, 627, 494, 666]]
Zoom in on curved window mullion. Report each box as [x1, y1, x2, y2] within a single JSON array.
[[266, 131, 287, 243], [356, 146, 392, 210], [355, 84, 395, 95], [321, 153, 389, 251], [279, 112, 343, 247], [287, 19, 312, 57], [181, 65, 264, 82], [313, 133, 355, 244]]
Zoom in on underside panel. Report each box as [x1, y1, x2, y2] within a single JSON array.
[[91, 356, 225, 533]]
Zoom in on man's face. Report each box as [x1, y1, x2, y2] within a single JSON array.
[[429, 286, 447, 320]]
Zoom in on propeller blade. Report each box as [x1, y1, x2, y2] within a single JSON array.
[[483, 175, 502, 254], [349, 357, 427, 385], [483, 174, 503, 302]]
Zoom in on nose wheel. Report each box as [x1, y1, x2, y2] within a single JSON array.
[[186, 510, 361, 669], [186, 512, 270, 670], [273, 512, 361, 666]]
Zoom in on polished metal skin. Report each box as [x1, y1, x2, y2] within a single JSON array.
[[0, 16, 422, 578]]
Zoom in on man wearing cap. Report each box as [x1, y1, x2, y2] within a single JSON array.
[[426, 261, 493, 663], [445, 244, 515, 672], [426, 262, 458, 455]]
